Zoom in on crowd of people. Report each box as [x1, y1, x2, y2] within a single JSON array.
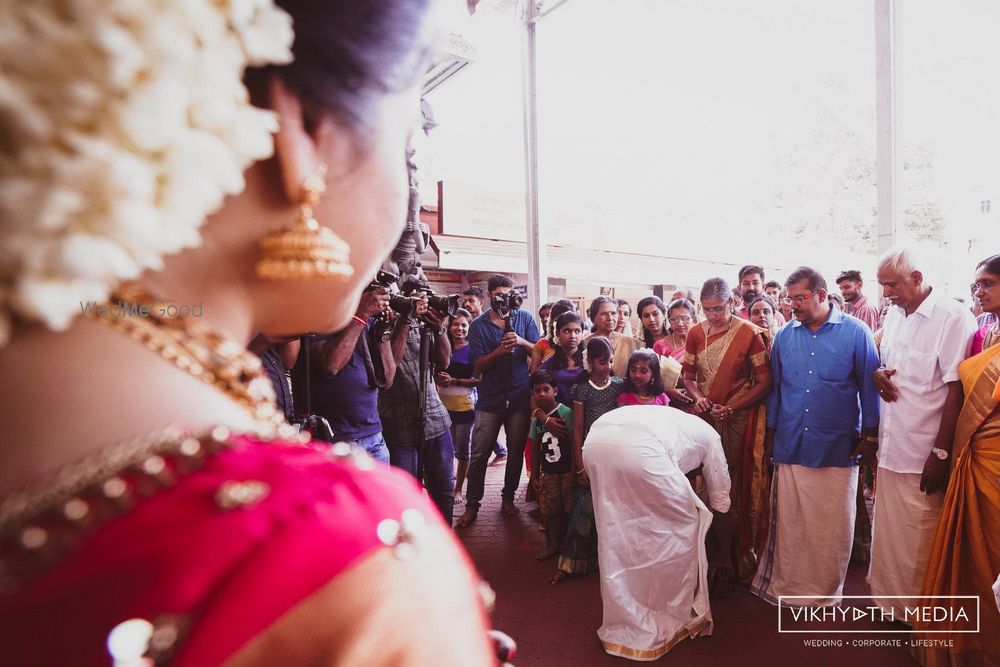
[[1, 0, 996, 663], [255, 252, 999, 663]]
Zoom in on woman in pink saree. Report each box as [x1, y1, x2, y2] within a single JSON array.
[[0, 2, 500, 665]]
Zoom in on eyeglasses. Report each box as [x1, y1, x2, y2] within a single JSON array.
[[702, 305, 729, 314], [782, 291, 816, 305], [972, 281, 996, 293], [668, 316, 692, 324]]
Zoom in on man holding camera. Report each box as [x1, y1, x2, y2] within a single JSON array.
[[307, 287, 397, 462], [456, 275, 541, 526], [462, 284, 509, 466], [378, 292, 457, 526]]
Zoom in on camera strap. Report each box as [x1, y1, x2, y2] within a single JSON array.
[[359, 330, 389, 389]]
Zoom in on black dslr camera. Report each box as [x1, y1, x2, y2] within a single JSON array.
[[391, 277, 461, 320], [490, 290, 523, 319], [367, 270, 399, 343]]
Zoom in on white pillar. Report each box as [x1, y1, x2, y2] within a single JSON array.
[[874, 0, 896, 254], [521, 0, 546, 312]]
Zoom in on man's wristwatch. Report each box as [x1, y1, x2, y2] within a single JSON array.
[[930, 446, 949, 461]]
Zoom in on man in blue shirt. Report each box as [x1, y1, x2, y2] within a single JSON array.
[[306, 288, 396, 463], [456, 275, 540, 526], [751, 266, 879, 607]]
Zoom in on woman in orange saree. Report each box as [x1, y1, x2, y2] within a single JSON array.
[[913, 256, 1000, 667], [682, 277, 773, 584]]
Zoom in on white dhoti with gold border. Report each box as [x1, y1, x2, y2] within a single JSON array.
[[751, 463, 857, 607], [868, 467, 944, 622], [585, 407, 731, 661]]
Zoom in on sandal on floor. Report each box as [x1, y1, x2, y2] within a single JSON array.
[[455, 510, 478, 528], [550, 571, 572, 585]]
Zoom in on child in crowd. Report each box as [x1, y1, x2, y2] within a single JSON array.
[[539, 311, 587, 405], [530, 298, 576, 373], [617, 349, 669, 406], [527, 303, 579, 504], [529, 369, 576, 561], [436, 309, 480, 502], [552, 336, 624, 584]]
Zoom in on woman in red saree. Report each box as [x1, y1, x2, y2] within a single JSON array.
[[682, 277, 773, 584], [0, 2, 500, 665], [913, 255, 1000, 667]]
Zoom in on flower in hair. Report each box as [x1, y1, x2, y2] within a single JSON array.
[[0, 0, 294, 343]]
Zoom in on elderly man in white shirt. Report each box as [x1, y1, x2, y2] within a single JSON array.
[[869, 246, 977, 621]]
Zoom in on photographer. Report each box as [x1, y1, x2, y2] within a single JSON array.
[[378, 294, 456, 525], [306, 286, 398, 463], [456, 275, 541, 527], [248, 334, 300, 422]]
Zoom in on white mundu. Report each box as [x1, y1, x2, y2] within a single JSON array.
[[870, 288, 976, 620], [584, 406, 731, 661]]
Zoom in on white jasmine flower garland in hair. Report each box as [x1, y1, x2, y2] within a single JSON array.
[[0, 0, 294, 344]]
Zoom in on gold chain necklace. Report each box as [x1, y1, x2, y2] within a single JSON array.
[[86, 285, 283, 429]]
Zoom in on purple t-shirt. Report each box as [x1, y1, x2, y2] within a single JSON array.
[[539, 356, 587, 406]]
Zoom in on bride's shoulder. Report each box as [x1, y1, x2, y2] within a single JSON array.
[[0, 428, 490, 665]]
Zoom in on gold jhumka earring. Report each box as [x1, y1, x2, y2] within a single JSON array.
[[256, 164, 353, 280]]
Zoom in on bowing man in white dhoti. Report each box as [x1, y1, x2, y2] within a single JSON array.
[[869, 246, 976, 621], [750, 266, 881, 608], [584, 405, 731, 661]]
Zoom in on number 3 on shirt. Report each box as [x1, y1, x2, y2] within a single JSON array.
[[541, 430, 562, 463]]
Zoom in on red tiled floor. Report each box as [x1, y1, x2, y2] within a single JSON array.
[[457, 465, 918, 666]]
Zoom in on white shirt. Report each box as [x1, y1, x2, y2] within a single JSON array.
[[587, 406, 732, 512], [877, 288, 976, 473]]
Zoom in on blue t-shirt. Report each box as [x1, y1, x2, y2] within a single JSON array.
[[468, 309, 540, 412], [310, 325, 381, 441]]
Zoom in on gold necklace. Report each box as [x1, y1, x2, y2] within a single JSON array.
[[86, 285, 283, 429]]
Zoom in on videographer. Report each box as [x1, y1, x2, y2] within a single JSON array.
[[378, 294, 456, 525], [461, 284, 508, 466], [456, 275, 541, 527], [306, 286, 398, 463]]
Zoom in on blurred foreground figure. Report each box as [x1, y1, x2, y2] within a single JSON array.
[[585, 406, 731, 661], [0, 1, 499, 665]]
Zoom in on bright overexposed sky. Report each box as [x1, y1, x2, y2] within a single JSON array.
[[423, 0, 1000, 295]]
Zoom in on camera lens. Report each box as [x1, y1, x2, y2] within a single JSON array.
[[388, 294, 413, 316], [428, 294, 460, 317]]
